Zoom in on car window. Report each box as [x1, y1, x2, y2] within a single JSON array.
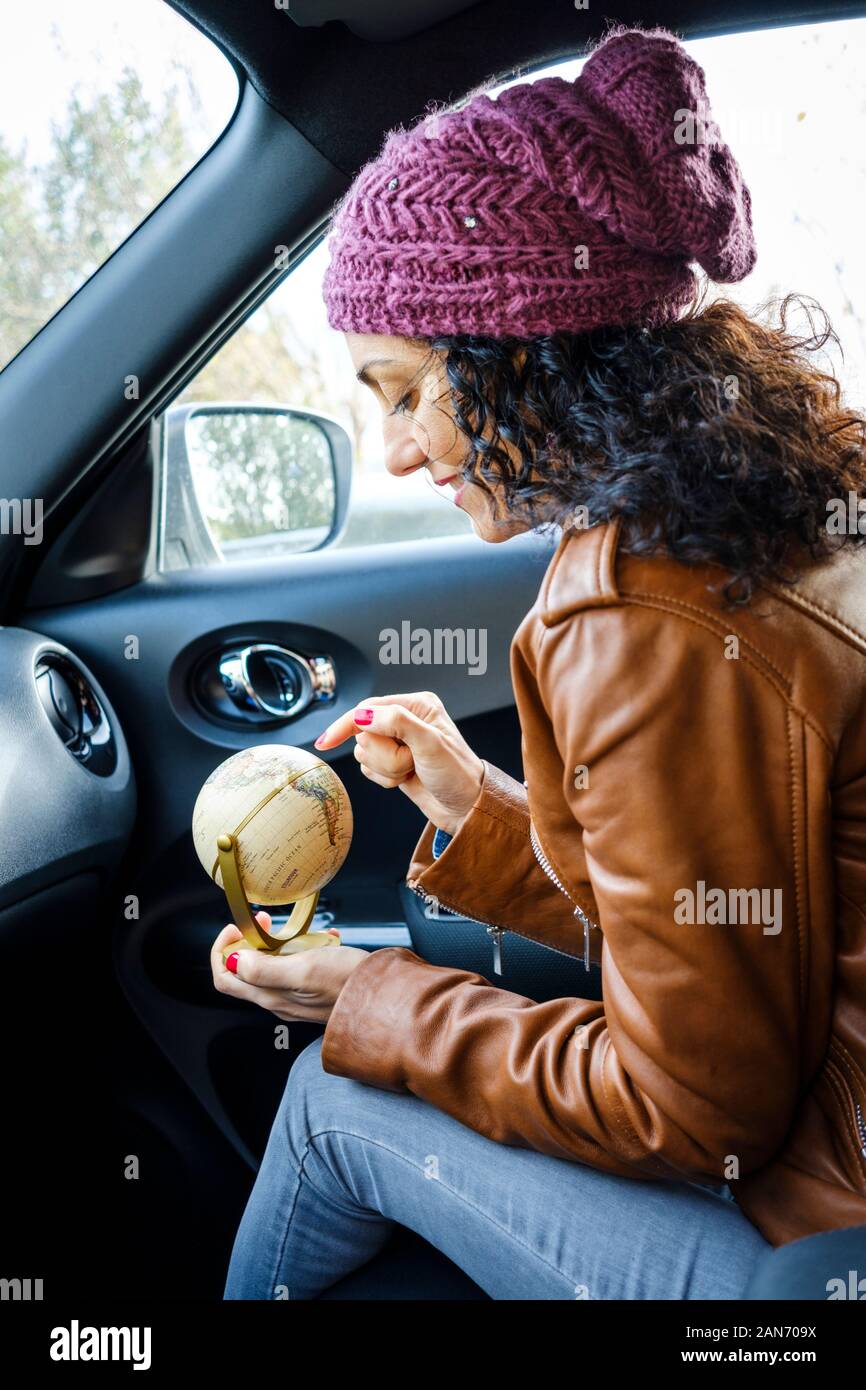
[[0, 0, 238, 376], [159, 16, 865, 568], [163, 241, 476, 571]]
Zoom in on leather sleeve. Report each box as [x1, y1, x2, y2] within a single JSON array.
[[321, 603, 803, 1184], [403, 759, 599, 937]]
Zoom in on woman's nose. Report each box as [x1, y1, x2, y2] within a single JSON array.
[[383, 422, 428, 478]]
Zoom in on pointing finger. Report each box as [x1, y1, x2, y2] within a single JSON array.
[[313, 696, 390, 750]]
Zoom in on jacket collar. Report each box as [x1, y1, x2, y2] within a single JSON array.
[[539, 519, 622, 626]]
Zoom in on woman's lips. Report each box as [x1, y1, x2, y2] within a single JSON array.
[[434, 473, 464, 506]]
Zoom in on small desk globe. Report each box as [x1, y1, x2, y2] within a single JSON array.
[[192, 744, 353, 960]]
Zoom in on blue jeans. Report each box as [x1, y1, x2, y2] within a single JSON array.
[[224, 1034, 770, 1300]]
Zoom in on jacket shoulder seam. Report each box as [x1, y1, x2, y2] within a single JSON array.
[[765, 581, 866, 656], [617, 591, 835, 757]]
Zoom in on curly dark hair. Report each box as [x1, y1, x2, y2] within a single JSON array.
[[415, 288, 866, 605]]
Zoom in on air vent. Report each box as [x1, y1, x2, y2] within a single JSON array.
[[34, 651, 117, 776]]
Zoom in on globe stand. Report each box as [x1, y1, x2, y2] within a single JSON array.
[[215, 831, 341, 961]]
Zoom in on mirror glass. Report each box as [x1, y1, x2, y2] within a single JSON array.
[[185, 410, 337, 559]]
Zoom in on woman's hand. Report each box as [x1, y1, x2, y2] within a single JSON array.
[[314, 690, 485, 837], [210, 912, 371, 1023]]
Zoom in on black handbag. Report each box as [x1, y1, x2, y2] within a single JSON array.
[[398, 881, 603, 1004]]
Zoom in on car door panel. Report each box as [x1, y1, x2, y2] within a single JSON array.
[[23, 530, 557, 1176]]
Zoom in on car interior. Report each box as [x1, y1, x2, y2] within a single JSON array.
[[1, 0, 865, 1304]]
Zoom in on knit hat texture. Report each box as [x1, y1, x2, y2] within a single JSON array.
[[322, 24, 756, 338]]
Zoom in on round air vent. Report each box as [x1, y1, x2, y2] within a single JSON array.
[[34, 651, 117, 776]]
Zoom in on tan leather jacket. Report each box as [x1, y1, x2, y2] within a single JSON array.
[[321, 519, 866, 1246]]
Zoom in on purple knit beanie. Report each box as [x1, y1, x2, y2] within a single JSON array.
[[322, 24, 756, 338]]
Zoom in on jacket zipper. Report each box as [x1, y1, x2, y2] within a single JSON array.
[[406, 878, 588, 978], [529, 820, 597, 973], [828, 1045, 866, 1170]]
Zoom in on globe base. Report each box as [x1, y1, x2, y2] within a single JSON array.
[[220, 931, 341, 962]]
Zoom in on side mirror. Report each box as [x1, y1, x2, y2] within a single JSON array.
[[160, 402, 353, 569]]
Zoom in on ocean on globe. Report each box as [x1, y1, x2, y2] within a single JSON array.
[[192, 744, 353, 906]]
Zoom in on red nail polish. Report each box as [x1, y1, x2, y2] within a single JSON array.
[[354, 708, 374, 725], [226, 952, 240, 974], [314, 735, 325, 748]]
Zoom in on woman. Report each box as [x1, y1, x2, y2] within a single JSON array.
[[215, 24, 866, 1299]]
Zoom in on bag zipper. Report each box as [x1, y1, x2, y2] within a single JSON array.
[[529, 820, 597, 973], [406, 877, 588, 978]]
